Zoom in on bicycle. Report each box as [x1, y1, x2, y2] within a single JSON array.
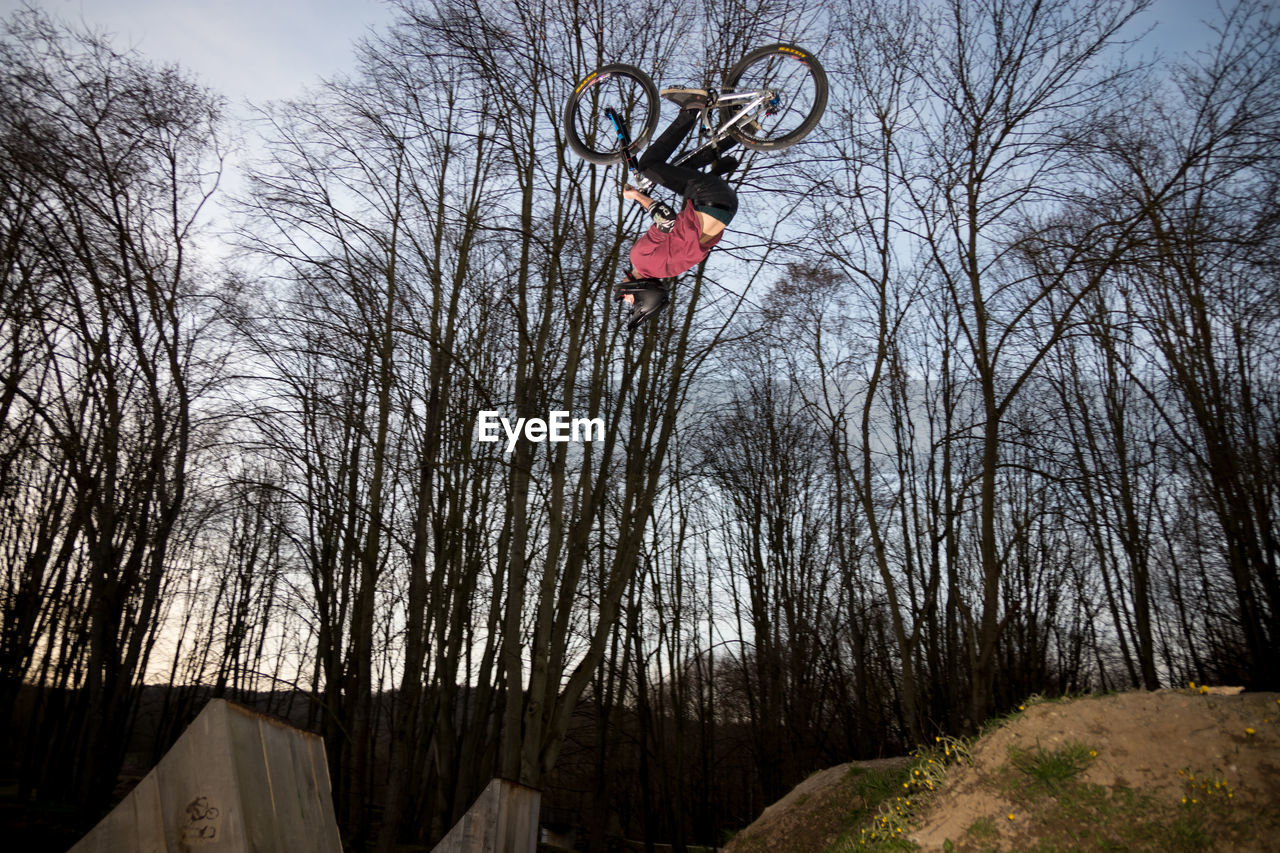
[[563, 43, 827, 183]]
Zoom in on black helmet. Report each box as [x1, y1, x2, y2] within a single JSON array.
[[614, 277, 670, 330]]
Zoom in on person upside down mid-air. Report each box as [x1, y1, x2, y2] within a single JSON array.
[[616, 87, 739, 330]]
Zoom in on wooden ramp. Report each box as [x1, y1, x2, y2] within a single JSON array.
[[429, 777, 540, 853], [70, 698, 341, 853]]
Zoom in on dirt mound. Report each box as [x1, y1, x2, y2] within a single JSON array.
[[724, 757, 911, 853], [912, 689, 1280, 852], [722, 689, 1280, 853]]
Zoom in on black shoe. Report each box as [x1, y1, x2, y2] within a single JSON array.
[[710, 155, 739, 178], [614, 280, 670, 330]]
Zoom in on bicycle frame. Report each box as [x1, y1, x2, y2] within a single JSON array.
[[565, 44, 825, 170], [669, 86, 779, 168], [613, 86, 778, 192]]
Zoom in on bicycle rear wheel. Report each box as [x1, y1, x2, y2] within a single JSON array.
[[563, 64, 659, 165], [723, 44, 827, 151]]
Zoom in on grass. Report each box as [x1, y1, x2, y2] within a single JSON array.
[[947, 743, 1249, 853], [733, 762, 920, 853], [826, 736, 974, 852], [1004, 742, 1095, 798], [963, 816, 997, 842], [851, 765, 912, 806], [826, 764, 917, 849], [996, 779, 1241, 853]]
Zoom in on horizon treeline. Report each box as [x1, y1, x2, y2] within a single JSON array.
[[1, 0, 1277, 850]]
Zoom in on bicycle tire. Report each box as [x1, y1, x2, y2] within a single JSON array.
[[723, 44, 827, 152], [563, 64, 660, 165]]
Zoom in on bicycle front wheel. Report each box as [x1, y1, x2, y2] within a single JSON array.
[[723, 44, 827, 152], [563, 64, 659, 165]]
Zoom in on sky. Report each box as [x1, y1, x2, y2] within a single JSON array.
[[1, 0, 397, 110], [0, 0, 1233, 113]]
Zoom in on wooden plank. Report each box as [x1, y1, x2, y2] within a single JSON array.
[[222, 701, 277, 851], [430, 778, 541, 853], [305, 731, 343, 851], [255, 713, 312, 848], [499, 782, 540, 853], [155, 698, 246, 851], [128, 774, 167, 853]]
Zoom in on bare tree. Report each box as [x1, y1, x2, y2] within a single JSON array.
[[839, 0, 1152, 724], [0, 8, 224, 804], [1077, 0, 1280, 687]]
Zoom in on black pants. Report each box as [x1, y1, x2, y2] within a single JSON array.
[[636, 109, 738, 216]]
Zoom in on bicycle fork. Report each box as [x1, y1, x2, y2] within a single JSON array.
[[605, 107, 650, 190]]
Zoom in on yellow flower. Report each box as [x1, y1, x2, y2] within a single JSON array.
[[1089, 750, 1097, 757], [1246, 727, 1256, 735], [1018, 704, 1025, 711], [1199, 686, 1209, 694], [1190, 681, 1197, 689], [1007, 813, 1015, 821]]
